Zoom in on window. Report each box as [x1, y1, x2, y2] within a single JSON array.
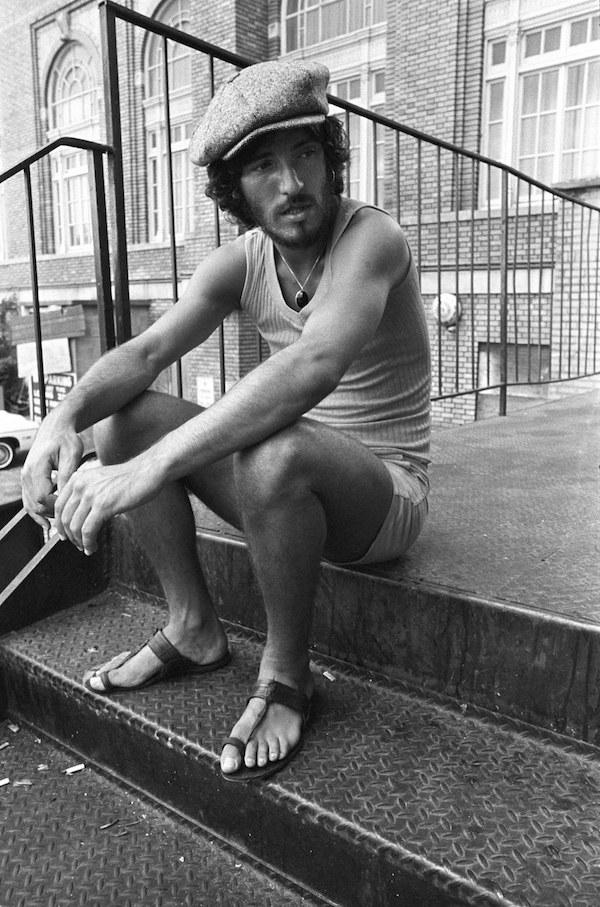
[[330, 69, 385, 203], [147, 122, 194, 241], [46, 43, 100, 253], [284, 0, 385, 52], [144, 0, 194, 243], [483, 9, 600, 198]]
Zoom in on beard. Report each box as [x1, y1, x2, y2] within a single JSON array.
[[248, 178, 339, 251]]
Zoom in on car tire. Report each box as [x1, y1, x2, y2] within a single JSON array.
[[0, 440, 16, 470]]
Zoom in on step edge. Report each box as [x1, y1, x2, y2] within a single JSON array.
[[0, 643, 513, 907]]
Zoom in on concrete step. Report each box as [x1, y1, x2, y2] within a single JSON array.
[[111, 512, 600, 749], [0, 719, 327, 906], [2, 587, 600, 906]]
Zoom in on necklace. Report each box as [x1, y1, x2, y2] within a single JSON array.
[[278, 248, 323, 308]]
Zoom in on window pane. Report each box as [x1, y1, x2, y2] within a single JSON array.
[[582, 149, 599, 171], [538, 113, 555, 153], [591, 16, 599, 41], [348, 0, 363, 32], [520, 117, 536, 155], [537, 155, 553, 183], [570, 19, 588, 46], [372, 0, 386, 23], [322, 0, 345, 40], [561, 150, 576, 180], [349, 77, 361, 99], [525, 31, 541, 57], [566, 64, 584, 107], [286, 17, 298, 51], [374, 71, 385, 94], [522, 74, 539, 114], [491, 40, 506, 65], [540, 70, 558, 110], [588, 61, 600, 101], [306, 8, 319, 44], [489, 80, 504, 120], [543, 26, 560, 53], [563, 109, 580, 150], [488, 122, 502, 154], [585, 106, 599, 140]]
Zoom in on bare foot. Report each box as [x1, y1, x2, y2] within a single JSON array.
[[83, 620, 228, 692], [221, 669, 314, 775]]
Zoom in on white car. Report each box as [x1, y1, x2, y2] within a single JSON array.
[[0, 410, 39, 470]]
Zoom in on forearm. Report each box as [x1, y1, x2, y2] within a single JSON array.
[[40, 339, 159, 435], [144, 344, 337, 482]]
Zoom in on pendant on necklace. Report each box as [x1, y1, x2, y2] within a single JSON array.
[[295, 289, 309, 308]]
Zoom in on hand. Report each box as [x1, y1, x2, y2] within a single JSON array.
[[21, 425, 84, 530], [54, 457, 160, 556]]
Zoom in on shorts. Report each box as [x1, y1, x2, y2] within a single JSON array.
[[331, 458, 429, 567]]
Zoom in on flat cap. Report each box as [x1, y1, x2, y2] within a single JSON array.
[[189, 60, 330, 166]]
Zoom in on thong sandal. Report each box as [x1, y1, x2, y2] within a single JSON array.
[[220, 679, 312, 783], [84, 628, 231, 695]]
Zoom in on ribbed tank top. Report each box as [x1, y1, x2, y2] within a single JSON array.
[[240, 198, 431, 464]]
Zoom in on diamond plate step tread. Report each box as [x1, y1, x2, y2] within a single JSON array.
[[0, 721, 327, 907], [3, 589, 600, 906]]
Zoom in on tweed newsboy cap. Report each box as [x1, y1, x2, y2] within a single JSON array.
[[189, 60, 330, 166]]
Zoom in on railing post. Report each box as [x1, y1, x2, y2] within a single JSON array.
[[99, 0, 131, 345], [499, 169, 509, 416], [23, 165, 46, 419], [87, 148, 116, 353]]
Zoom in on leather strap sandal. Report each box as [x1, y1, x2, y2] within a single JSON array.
[[84, 628, 231, 695], [221, 679, 312, 783]]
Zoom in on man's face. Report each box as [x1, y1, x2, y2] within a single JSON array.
[[238, 127, 335, 249]]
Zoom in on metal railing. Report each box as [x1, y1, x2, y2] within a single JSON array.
[[0, 137, 115, 418], [3, 0, 599, 422]]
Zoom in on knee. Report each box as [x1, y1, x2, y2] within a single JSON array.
[[93, 402, 144, 466], [234, 422, 314, 512]]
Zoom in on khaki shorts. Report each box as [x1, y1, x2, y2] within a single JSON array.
[[332, 459, 429, 567]]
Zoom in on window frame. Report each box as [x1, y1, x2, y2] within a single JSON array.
[[143, 0, 194, 245], [45, 41, 100, 255], [482, 5, 600, 204]]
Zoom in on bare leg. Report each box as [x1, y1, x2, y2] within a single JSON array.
[[221, 418, 393, 774], [85, 391, 241, 690]]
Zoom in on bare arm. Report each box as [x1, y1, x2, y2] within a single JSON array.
[[21, 237, 246, 526], [54, 209, 408, 552]]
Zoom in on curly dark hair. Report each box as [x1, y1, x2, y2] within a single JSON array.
[[204, 116, 349, 229]]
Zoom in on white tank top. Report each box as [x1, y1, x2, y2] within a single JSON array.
[[239, 198, 431, 464]]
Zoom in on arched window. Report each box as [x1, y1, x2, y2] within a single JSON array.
[[46, 42, 100, 253], [284, 0, 386, 52], [144, 0, 194, 242]]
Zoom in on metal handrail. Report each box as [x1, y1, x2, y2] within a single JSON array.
[[0, 138, 115, 417]]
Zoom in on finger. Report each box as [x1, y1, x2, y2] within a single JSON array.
[[54, 482, 83, 546], [80, 508, 105, 556], [56, 437, 83, 493]]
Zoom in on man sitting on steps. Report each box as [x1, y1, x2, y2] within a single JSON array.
[[21, 60, 431, 782]]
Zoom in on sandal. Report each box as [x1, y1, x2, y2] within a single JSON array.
[[221, 679, 312, 783], [84, 628, 231, 695]]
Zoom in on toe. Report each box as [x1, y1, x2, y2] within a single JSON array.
[[244, 739, 258, 768], [83, 651, 131, 684], [256, 739, 270, 768], [221, 742, 243, 774]]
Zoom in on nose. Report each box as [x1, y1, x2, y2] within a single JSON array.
[[278, 162, 303, 194]]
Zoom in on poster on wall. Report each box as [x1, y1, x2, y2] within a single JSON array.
[[29, 372, 76, 421]]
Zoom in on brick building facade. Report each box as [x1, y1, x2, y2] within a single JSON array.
[[0, 0, 598, 424]]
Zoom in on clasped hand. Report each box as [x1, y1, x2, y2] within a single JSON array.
[[54, 459, 157, 555], [22, 427, 158, 556]]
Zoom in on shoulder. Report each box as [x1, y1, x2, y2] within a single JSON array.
[[190, 232, 248, 306], [333, 203, 410, 283]]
